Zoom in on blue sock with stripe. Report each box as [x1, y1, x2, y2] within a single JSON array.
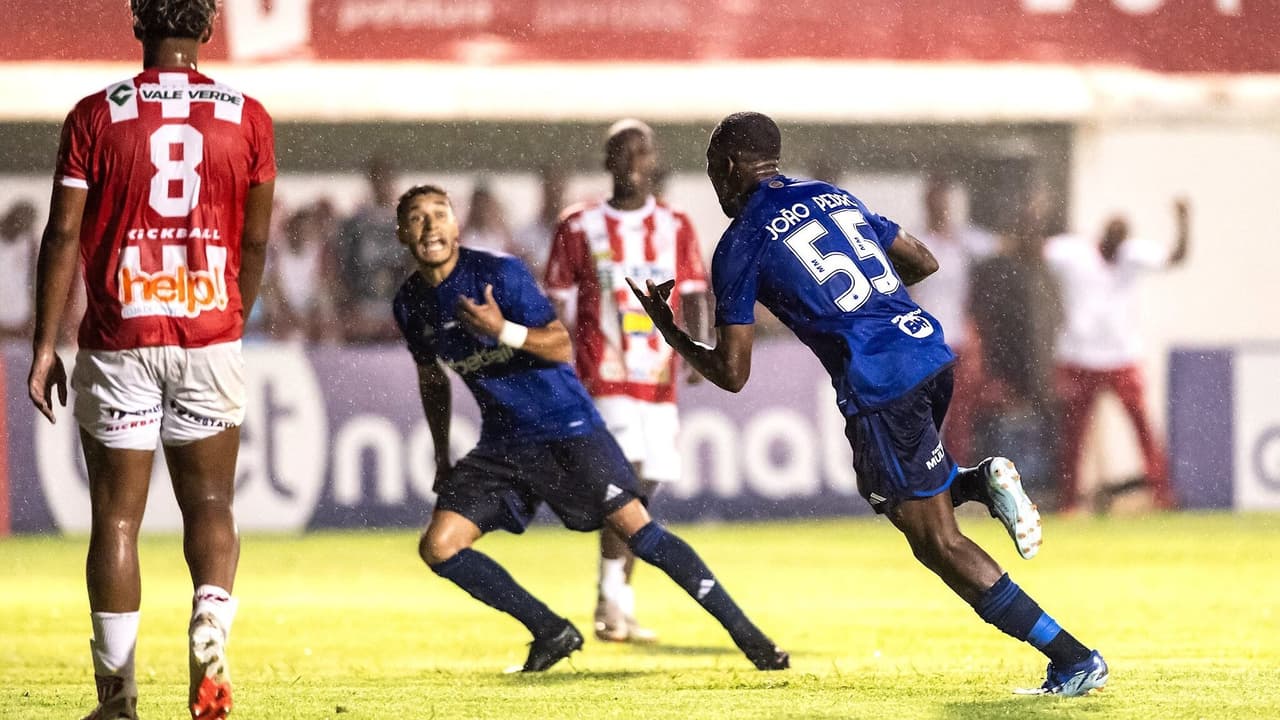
[[430, 548, 565, 639], [975, 574, 1092, 666], [628, 522, 768, 649]]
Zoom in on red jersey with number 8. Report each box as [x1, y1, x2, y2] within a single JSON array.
[[55, 68, 276, 350]]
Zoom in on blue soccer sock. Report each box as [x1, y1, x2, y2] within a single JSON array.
[[430, 548, 565, 639], [975, 574, 1092, 666], [628, 522, 768, 649], [950, 464, 990, 509]]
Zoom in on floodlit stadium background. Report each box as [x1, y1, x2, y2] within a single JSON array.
[[1, 4, 1279, 717]]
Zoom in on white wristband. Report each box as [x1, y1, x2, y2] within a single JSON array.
[[498, 320, 529, 349]]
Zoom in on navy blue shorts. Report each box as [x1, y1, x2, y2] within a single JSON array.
[[436, 426, 645, 534], [844, 367, 959, 515]]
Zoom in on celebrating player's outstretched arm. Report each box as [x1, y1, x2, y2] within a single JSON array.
[[627, 278, 755, 393]]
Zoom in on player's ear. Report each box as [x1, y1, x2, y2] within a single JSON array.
[[201, 26, 214, 44]]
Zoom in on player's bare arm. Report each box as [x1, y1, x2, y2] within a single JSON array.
[[417, 360, 453, 492], [27, 183, 87, 423], [455, 284, 573, 364], [886, 229, 940, 286], [628, 278, 755, 393], [237, 180, 276, 317], [680, 290, 712, 382]]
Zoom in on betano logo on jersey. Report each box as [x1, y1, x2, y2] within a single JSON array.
[[117, 244, 229, 319]]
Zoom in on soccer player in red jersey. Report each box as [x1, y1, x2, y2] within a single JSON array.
[[26, 2, 275, 718], [545, 120, 710, 643]]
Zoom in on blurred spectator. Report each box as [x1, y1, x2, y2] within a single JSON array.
[[968, 187, 1062, 490], [264, 204, 340, 343], [510, 166, 567, 281], [909, 175, 997, 463], [0, 200, 38, 341], [1044, 199, 1190, 513], [336, 156, 407, 343], [460, 181, 512, 255]]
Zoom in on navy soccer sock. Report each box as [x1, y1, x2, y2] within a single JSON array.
[[975, 574, 1092, 666], [430, 548, 565, 639], [628, 522, 768, 648], [951, 463, 994, 513]]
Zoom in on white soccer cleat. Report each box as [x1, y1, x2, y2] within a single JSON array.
[[594, 596, 658, 644], [189, 612, 233, 719], [984, 457, 1043, 560]]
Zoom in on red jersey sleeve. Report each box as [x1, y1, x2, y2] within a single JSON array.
[[54, 103, 94, 189], [244, 97, 277, 186], [674, 211, 708, 295], [543, 216, 588, 293]]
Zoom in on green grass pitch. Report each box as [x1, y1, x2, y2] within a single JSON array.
[[2, 512, 1278, 719]]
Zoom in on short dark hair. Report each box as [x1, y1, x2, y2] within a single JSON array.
[[131, 0, 218, 40], [709, 112, 782, 162], [396, 184, 451, 219]]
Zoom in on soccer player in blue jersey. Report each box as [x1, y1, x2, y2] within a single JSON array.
[[391, 184, 788, 673], [629, 112, 1108, 696]]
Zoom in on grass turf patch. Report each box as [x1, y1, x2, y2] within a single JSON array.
[[2, 512, 1278, 719]]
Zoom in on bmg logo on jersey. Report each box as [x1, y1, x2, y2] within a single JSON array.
[[892, 309, 935, 338], [118, 244, 229, 319]]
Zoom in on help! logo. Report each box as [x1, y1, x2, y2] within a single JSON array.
[[118, 244, 229, 319]]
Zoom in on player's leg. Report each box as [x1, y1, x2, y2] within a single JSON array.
[[605, 499, 788, 670], [72, 348, 164, 720], [592, 396, 654, 641], [80, 432, 152, 720], [162, 342, 249, 720], [854, 374, 1103, 696], [1110, 366, 1176, 509], [906, 368, 1042, 559], [1054, 365, 1103, 513], [597, 474, 661, 642], [617, 399, 683, 640], [887, 493, 1107, 695], [539, 427, 787, 670], [164, 428, 241, 720], [423, 451, 580, 671]]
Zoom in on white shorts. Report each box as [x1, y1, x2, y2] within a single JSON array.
[[72, 341, 246, 451], [593, 396, 680, 483]]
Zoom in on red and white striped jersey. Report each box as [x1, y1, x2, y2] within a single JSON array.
[[544, 196, 707, 403], [55, 67, 276, 351]]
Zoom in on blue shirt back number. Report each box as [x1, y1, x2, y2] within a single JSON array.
[[780, 207, 900, 312]]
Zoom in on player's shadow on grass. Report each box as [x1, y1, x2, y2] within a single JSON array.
[[942, 696, 1091, 719], [629, 643, 740, 658], [505, 669, 669, 683]]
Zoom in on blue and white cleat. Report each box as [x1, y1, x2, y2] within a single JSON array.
[[983, 457, 1042, 560], [1016, 650, 1109, 696]]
